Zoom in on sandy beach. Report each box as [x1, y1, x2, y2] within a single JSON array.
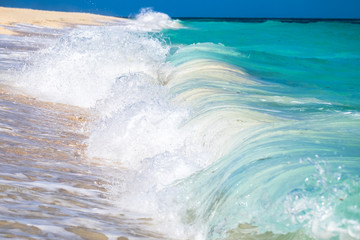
[[0, 7, 125, 35]]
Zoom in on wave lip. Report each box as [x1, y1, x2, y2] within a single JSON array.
[[130, 8, 183, 32]]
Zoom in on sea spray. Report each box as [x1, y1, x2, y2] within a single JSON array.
[[10, 10, 216, 239], [87, 72, 211, 238], [3, 10, 360, 240], [132, 8, 183, 31], [14, 27, 169, 107]]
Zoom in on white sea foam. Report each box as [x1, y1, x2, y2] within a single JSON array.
[[132, 8, 183, 31], [11, 9, 183, 107], [14, 26, 168, 107], [85, 61, 216, 240], [5, 10, 215, 239]]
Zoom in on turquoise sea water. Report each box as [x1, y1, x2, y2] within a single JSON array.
[[0, 10, 360, 240], [164, 19, 360, 239]]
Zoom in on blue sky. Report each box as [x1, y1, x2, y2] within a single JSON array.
[[1, 0, 360, 18]]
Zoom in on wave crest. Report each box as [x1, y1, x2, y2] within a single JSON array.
[[133, 8, 183, 31]]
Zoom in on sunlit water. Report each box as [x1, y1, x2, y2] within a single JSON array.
[[0, 10, 360, 240]]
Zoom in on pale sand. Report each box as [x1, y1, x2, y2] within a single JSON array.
[[0, 7, 126, 35]]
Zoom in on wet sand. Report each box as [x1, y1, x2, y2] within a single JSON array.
[[0, 86, 167, 239]]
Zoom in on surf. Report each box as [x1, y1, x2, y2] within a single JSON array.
[[1, 9, 360, 240]]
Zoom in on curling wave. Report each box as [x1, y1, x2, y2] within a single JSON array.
[[6, 10, 360, 240]]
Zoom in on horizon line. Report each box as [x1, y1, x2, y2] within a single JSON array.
[[124, 16, 360, 21]]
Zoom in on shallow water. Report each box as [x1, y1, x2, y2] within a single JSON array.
[[0, 87, 170, 239]]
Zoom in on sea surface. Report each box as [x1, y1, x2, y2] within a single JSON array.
[[0, 10, 359, 240]]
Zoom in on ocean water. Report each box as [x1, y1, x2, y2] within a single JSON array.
[[0, 9, 360, 240]]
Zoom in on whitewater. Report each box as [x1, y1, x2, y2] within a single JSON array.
[[0, 9, 360, 240]]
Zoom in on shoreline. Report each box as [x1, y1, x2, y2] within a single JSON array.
[[0, 7, 126, 35]]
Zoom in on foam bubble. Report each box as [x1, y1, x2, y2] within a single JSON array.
[[85, 70, 215, 239], [9, 15, 205, 239], [14, 25, 169, 108], [133, 8, 183, 31]]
